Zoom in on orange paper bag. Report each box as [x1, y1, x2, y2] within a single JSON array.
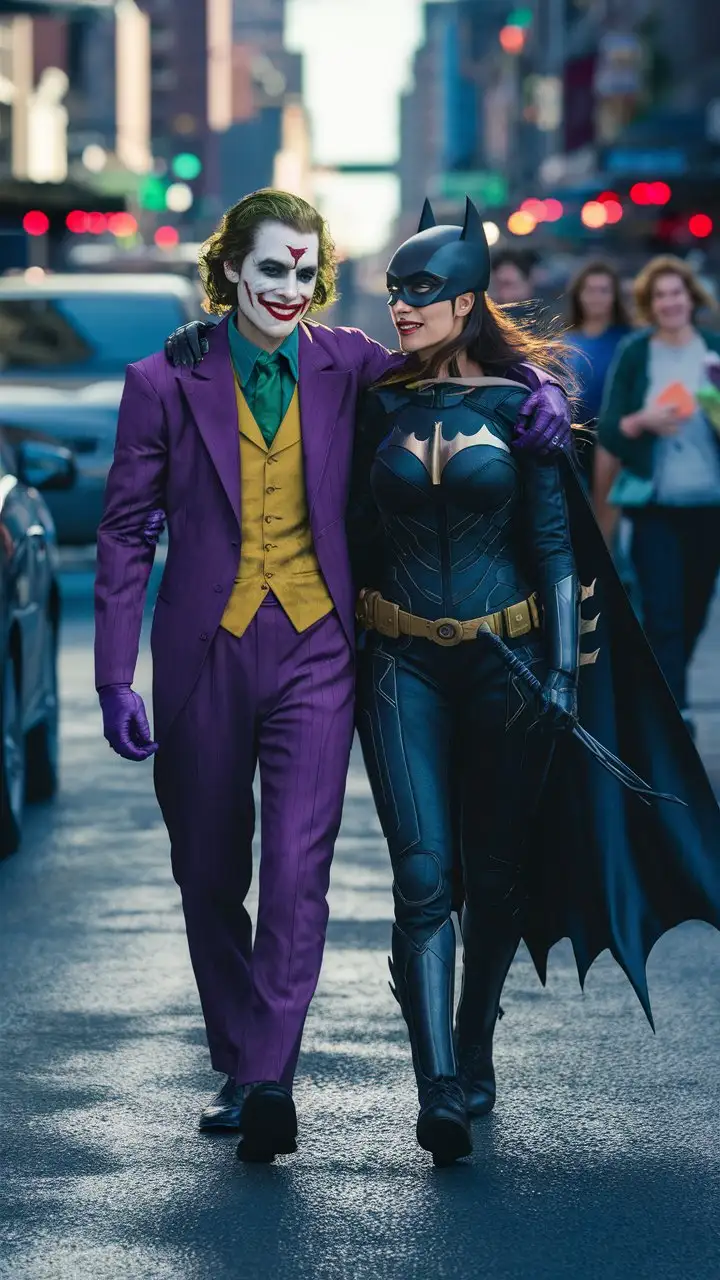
[[655, 382, 696, 419]]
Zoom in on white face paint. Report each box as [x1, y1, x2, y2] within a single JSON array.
[[224, 220, 320, 342]]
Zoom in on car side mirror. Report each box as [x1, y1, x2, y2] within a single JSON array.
[[15, 440, 77, 492]]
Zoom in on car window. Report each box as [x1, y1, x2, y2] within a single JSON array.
[[0, 293, 189, 375]]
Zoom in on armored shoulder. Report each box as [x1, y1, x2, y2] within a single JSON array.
[[463, 383, 530, 432]]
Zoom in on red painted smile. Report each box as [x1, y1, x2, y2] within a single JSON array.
[[257, 296, 306, 322]]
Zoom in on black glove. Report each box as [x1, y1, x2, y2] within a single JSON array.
[[541, 668, 577, 729], [164, 320, 213, 368], [540, 573, 579, 730]]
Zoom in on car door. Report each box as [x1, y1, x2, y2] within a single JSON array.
[[0, 435, 46, 730]]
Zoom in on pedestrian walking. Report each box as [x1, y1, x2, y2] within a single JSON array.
[[566, 260, 631, 428], [564, 260, 634, 586], [490, 247, 538, 307], [597, 255, 720, 733]]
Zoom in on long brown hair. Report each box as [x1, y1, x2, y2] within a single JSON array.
[[398, 293, 574, 391], [567, 260, 629, 330]]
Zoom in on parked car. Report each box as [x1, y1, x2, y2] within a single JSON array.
[[0, 381, 122, 544], [0, 429, 75, 857], [0, 272, 200, 385], [0, 272, 200, 543]]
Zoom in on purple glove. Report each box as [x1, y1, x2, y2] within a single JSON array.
[[513, 382, 572, 455], [143, 509, 166, 547], [98, 684, 158, 762]]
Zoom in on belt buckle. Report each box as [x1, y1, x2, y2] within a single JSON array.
[[503, 599, 531, 639], [432, 617, 464, 647]]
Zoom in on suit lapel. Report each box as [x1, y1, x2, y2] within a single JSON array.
[[298, 325, 350, 521], [179, 315, 241, 525]]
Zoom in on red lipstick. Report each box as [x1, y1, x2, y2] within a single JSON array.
[[257, 296, 305, 322]]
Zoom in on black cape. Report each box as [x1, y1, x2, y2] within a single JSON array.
[[519, 447, 720, 1026]]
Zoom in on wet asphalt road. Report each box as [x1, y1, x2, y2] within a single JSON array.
[[1, 566, 719, 1280]]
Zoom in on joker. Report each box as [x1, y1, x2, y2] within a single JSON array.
[[96, 189, 570, 1164]]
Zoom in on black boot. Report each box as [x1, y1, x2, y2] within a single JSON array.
[[390, 919, 472, 1166], [455, 905, 520, 1117]]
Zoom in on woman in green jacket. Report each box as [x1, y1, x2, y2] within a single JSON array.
[[597, 255, 720, 732]]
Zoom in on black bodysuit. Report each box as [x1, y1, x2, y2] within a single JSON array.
[[348, 377, 577, 952]]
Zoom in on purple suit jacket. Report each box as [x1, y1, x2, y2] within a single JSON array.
[[94, 317, 403, 740]]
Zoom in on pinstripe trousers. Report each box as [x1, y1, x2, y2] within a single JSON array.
[[154, 596, 355, 1087]]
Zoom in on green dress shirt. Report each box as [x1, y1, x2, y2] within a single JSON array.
[[228, 314, 299, 448]]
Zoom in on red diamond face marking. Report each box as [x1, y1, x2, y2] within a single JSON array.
[[287, 245, 307, 264]]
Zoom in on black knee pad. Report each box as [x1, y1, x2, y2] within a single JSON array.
[[394, 848, 445, 908]]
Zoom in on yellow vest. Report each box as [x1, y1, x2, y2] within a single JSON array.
[[220, 382, 333, 638]]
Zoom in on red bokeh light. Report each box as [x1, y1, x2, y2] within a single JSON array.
[[86, 212, 108, 235], [107, 212, 138, 238], [543, 198, 564, 221], [520, 198, 548, 222], [155, 225, 180, 248], [648, 181, 671, 205], [23, 210, 49, 236], [603, 200, 624, 224], [597, 190, 620, 204], [66, 210, 89, 234], [499, 25, 525, 54], [630, 182, 651, 205], [689, 214, 713, 238]]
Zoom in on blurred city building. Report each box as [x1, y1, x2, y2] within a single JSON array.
[[0, 0, 308, 272], [387, 0, 720, 308]]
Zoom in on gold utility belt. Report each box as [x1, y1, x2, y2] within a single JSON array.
[[356, 588, 541, 648]]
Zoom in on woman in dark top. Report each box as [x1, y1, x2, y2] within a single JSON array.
[[565, 262, 632, 546], [348, 201, 579, 1165], [566, 260, 631, 429]]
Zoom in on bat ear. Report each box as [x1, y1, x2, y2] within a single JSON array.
[[460, 197, 487, 244], [417, 198, 437, 232]]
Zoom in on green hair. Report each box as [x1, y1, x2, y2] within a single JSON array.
[[198, 188, 338, 316]]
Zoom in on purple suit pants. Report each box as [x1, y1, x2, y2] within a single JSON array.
[[154, 598, 355, 1088]]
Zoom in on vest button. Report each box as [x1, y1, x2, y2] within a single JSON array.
[[265, 515, 273, 523], [199, 632, 208, 641], [213, 584, 222, 593], [266, 571, 274, 579], [266, 486, 276, 494], [261, 582, 269, 591]]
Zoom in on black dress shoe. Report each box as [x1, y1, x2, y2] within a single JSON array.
[[199, 1076, 245, 1131], [236, 1082, 298, 1163], [416, 1077, 473, 1167]]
